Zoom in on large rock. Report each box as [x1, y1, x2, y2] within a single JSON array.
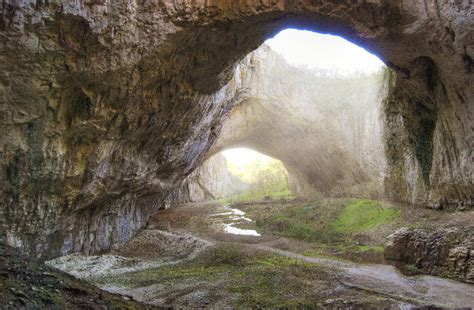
[[0, 1, 472, 258], [385, 227, 474, 283]]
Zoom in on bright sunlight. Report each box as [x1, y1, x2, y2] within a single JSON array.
[[265, 29, 385, 75]]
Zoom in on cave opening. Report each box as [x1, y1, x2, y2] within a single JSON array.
[[3, 1, 473, 307], [206, 28, 389, 201], [265, 28, 385, 76], [196, 147, 293, 202]]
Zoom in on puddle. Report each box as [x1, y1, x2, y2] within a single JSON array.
[[211, 206, 261, 236], [223, 223, 261, 236]]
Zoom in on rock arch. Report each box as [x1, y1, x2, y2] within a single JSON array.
[[0, 1, 472, 258], [207, 44, 387, 199]]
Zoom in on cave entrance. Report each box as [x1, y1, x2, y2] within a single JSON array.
[[210, 28, 388, 200], [180, 147, 292, 203], [220, 148, 292, 202]]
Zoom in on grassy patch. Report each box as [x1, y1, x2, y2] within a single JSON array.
[[94, 244, 263, 288], [92, 244, 333, 307], [355, 245, 385, 253], [94, 262, 231, 289], [217, 188, 294, 204], [197, 243, 260, 267], [402, 264, 424, 276], [331, 199, 399, 234], [227, 256, 329, 308], [237, 198, 399, 262], [248, 200, 345, 243]]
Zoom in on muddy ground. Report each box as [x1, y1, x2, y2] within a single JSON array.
[[47, 198, 474, 309]]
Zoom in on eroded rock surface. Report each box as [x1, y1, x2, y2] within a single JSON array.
[[385, 227, 474, 283], [1, 1, 472, 258], [211, 45, 387, 198], [0, 242, 155, 308], [171, 154, 248, 203]]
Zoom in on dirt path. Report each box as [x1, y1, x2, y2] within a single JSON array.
[[247, 244, 474, 308]]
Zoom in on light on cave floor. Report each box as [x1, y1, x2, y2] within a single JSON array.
[[265, 29, 385, 76]]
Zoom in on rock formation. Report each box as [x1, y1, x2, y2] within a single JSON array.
[[0, 241, 154, 308], [385, 227, 474, 284], [211, 45, 387, 198], [171, 153, 248, 203], [1, 1, 472, 258]]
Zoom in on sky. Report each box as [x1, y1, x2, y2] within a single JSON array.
[[265, 29, 385, 75]]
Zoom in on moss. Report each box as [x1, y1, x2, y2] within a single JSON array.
[[403, 264, 423, 275], [92, 246, 332, 307], [355, 245, 385, 253], [384, 67, 396, 93], [227, 257, 327, 308], [284, 222, 318, 240], [255, 255, 302, 268], [251, 199, 399, 243], [331, 199, 399, 234], [411, 118, 435, 186], [95, 262, 231, 289], [198, 243, 254, 267]]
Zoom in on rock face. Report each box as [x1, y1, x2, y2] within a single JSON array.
[[385, 227, 474, 283], [211, 45, 387, 198], [172, 154, 247, 203], [0, 1, 472, 258]]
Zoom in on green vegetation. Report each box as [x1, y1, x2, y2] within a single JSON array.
[[403, 264, 423, 276], [228, 260, 328, 308], [355, 245, 385, 253], [331, 199, 400, 233], [198, 243, 258, 267], [226, 153, 288, 185], [237, 198, 399, 260], [218, 187, 294, 204], [222, 149, 293, 203], [94, 243, 333, 308], [244, 200, 343, 243]]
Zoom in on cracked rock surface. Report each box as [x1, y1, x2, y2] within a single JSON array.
[[385, 227, 474, 283], [0, 0, 472, 258]]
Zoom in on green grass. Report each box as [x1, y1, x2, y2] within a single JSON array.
[[217, 187, 294, 204], [226, 254, 330, 308], [249, 200, 344, 243], [94, 262, 231, 289], [92, 244, 332, 307], [331, 199, 399, 233], [238, 198, 399, 261], [355, 245, 385, 253]]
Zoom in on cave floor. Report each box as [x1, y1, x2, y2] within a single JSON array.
[[47, 198, 474, 309]]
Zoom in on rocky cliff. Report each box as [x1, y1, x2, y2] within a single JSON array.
[[385, 227, 474, 284], [1, 1, 472, 258]]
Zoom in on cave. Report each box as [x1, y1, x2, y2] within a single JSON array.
[[0, 1, 473, 308], [177, 147, 292, 203]]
